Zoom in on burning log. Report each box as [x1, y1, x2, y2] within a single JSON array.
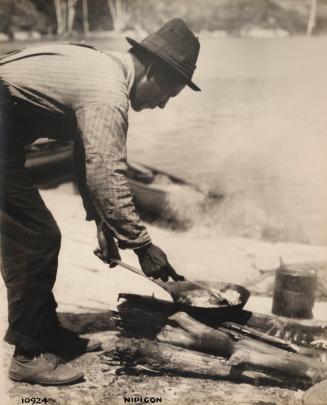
[[114, 295, 327, 384], [116, 294, 327, 361], [113, 296, 327, 387], [107, 337, 235, 379], [117, 293, 327, 346], [247, 314, 327, 346], [228, 349, 327, 385], [160, 312, 234, 357], [105, 336, 311, 388], [157, 312, 327, 385], [115, 298, 169, 338]]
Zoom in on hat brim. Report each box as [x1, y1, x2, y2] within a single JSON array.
[[126, 37, 201, 92]]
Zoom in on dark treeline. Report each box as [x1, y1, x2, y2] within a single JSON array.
[[1, 0, 327, 38]]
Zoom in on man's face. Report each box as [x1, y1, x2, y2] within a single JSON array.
[[130, 64, 186, 112]]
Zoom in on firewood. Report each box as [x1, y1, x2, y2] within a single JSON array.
[[159, 312, 234, 357], [114, 296, 327, 386], [105, 338, 299, 387], [117, 293, 327, 346], [223, 321, 298, 352], [116, 294, 327, 366], [244, 312, 327, 340], [155, 325, 202, 350], [229, 349, 327, 385], [159, 312, 327, 385], [109, 337, 233, 379], [116, 295, 170, 338]]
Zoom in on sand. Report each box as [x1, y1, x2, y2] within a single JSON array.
[[1, 182, 327, 404], [39, 183, 327, 318]]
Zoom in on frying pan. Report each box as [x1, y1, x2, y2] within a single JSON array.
[[114, 260, 250, 320]]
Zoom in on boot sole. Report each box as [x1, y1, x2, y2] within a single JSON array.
[[9, 370, 84, 386], [85, 342, 102, 352]]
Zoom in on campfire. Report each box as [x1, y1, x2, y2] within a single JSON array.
[[100, 293, 327, 390]]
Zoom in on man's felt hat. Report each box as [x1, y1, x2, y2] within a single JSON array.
[[126, 18, 201, 91]]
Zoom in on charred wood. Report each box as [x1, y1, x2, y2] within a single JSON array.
[[117, 293, 327, 346], [158, 312, 327, 385]]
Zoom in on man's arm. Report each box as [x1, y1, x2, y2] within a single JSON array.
[[75, 103, 184, 282], [75, 103, 151, 249], [73, 137, 100, 223]]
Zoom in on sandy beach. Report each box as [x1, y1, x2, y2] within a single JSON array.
[[40, 183, 327, 317], [1, 182, 327, 404]]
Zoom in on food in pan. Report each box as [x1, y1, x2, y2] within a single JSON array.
[[177, 287, 240, 307]]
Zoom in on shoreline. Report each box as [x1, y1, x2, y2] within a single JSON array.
[[2, 29, 327, 45], [41, 183, 327, 318], [1, 182, 327, 404]]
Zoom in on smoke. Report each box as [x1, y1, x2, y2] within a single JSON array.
[[161, 184, 308, 244], [161, 184, 206, 229], [128, 37, 327, 246]]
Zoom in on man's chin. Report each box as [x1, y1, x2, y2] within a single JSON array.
[[131, 102, 145, 112], [131, 101, 156, 112], [144, 103, 157, 110]]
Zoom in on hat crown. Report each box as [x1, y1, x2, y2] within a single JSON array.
[[126, 18, 201, 91], [143, 18, 200, 74]]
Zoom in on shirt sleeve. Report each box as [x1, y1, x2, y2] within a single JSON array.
[[73, 137, 101, 223], [75, 103, 151, 249]]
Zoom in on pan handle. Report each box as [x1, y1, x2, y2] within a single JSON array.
[[113, 259, 146, 277], [112, 260, 165, 287], [112, 260, 173, 292], [113, 261, 226, 303]]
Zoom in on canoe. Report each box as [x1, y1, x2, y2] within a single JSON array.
[[25, 140, 221, 219], [25, 139, 74, 188], [126, 161, 212, 218]]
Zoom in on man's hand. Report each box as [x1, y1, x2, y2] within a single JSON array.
[[134, 243, 185, 282], [94, 223, 121, 267]]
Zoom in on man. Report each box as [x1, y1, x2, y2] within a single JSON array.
[[0, 18, 200, 385]]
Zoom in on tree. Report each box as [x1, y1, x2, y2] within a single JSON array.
[[106, 0, 130, 32], [81, 0, 89, 34], [53, 0, 78, 35], [307, 0, 318, 35], [54, 0, 64, 34]]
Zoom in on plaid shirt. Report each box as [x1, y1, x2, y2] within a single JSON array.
[[0, 43, 151, 249]]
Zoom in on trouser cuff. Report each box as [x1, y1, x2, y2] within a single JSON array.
[[4, 327, 48, 351]]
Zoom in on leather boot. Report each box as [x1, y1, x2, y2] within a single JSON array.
[[9, 352, 84, 385]]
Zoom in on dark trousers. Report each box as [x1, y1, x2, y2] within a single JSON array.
[[0, 82, 61, 350]]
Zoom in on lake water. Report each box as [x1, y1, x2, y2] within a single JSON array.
[[1, 35, 327, 245], [128, 36, 327, 245]]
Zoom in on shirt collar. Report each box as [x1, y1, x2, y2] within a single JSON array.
[[107, 51, 135, 95]]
